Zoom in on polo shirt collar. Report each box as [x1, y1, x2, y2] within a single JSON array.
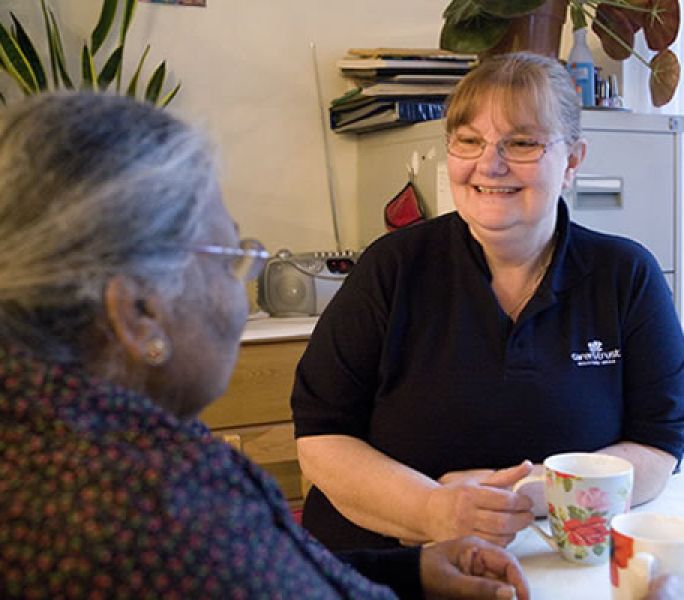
[[451, 198, 593, 318], [547, 198, 592, 294]]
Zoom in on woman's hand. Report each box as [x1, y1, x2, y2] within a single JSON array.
[[420, 536, 530, 600], [423, 461, 535, 546]]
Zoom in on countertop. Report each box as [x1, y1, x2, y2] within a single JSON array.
[[242, 313, 318, 342]]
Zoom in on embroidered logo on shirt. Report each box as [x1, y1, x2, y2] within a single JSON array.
[[571, 340, 622, 367]]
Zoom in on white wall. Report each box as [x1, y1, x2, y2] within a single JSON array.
[[1, 0, 447, 252], [1, 1, 676, 253]]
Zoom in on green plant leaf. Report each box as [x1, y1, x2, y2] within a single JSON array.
[[97, 45, 123, 90], [650, 49, 680, 107], [120, 0, 137, 45], [145, 61, 166, 103], [440, 13, 510, 53], [592, 5, 636, 60], [126, 43, 150, 98], [0, 20, 37, 93], [618, 0, 650, 31], [443, 0, 481, 22], [10, 13, 47, 90], [40, 0, 58, 87], [91, 0, 118, 56], [475, 0, 546, 18], [643, 0, 680, 51], [48, 8, 73, 88], [158, 81, 181, 107], [81, 43, 96, 90], [116, 0, 137, 90]]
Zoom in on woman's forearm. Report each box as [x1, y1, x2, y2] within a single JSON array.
[[597, 441, 677, 506], [297, 434, 439, 542], [297, 435, 535, 546]]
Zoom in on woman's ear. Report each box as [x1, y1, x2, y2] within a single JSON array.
[[562, 137, 587, 191], [103, 274, 172, 367]]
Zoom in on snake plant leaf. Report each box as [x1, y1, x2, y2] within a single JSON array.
[[126, 43, 150, 98], [145, 61, 166, 103], [11, 13, 47, 90], [443, 0, 481, 23], [158, 81, 181, 108], [440, 13, 510, 53], [90, 0, 118, 56], [643, 0, 680, 51], [40, 0, 58, 87], [474, 0, 546, 18], [0, 20, 37, 93], [120, 0, 136, 45], [592, 5, 636, 60], [116, 0, 137, 90], [48, 8, 73, 88], [649, 48, 680, 106], [81, 43, 96, 90], [97, 45, 123, 90]]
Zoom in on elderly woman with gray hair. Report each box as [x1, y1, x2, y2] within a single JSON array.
[[0, 92, 530, 600]]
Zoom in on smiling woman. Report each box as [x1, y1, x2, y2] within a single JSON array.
[[291, 52, 684, 554]]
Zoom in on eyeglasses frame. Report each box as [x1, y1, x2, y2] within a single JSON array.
[[445, 134, 567, 164], [187, 238, 271, 281]]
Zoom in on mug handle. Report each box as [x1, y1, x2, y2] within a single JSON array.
[[629, 552, 656, 598], [512, 475, 557, 551]]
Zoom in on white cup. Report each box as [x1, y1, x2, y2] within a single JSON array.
[[610, 512, 684, 599], [513, 452, 633, 565]]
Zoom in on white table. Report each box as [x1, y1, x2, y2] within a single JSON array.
[[511, 473, 684, 599]]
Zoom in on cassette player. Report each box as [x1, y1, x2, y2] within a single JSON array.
[[257, 249, 361, 317]]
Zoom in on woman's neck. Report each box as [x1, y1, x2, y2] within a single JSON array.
[[481, 230, 557, 321]]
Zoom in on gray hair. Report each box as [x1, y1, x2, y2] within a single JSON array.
[[445, 52, 582, 143], [0, 92, 218, 363]]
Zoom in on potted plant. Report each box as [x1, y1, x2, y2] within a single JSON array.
[[0, 0, 180, 106], [440, 0, 680, 107]]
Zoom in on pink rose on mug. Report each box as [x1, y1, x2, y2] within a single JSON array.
[[576, 486, 611, 512]]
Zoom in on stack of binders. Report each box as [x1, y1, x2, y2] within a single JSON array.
[[330, 48, 477, 134]]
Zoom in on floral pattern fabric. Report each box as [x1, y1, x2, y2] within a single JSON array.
[[0, 348, 397, 599]]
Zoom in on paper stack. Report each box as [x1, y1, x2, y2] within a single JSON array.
[[330, 48, 477, 134]]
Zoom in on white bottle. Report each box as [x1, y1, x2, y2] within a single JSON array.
[[567, 28, 595, 107]]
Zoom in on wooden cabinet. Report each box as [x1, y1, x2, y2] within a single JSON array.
[[200, 332, 310, 505]]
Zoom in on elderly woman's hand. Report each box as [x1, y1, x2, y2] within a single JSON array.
[[420, 535, 530, 600], [423, 461, 535, 546]]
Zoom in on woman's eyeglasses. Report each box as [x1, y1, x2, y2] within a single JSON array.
[[446, 134, 566, 163], [188, 238, 270, 281]]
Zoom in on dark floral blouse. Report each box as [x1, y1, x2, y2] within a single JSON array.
[[0, 348, 399, 599]]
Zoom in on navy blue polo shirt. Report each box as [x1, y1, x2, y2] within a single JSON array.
[[291, 199, 684, 551]]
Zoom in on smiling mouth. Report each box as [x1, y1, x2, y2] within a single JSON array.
[[474, 185, 521, 194]]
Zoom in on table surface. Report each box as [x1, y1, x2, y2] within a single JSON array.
[[512, 473, 684, 599]]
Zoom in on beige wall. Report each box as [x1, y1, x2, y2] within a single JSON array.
[[1, 0, 450, 252], [0, 1, 665, 253]]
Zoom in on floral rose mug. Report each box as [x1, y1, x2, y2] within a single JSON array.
[[610, 512, 684, 599], [514, 452, 633, 565]]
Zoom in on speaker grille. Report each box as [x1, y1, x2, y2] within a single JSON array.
[[258, 262, 316, 316]]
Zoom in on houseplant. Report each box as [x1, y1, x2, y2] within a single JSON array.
[[0, 0, 180, 106], [439, 0, 680, 107]]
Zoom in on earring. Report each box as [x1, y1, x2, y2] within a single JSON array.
[[145, 337, 170, 366]]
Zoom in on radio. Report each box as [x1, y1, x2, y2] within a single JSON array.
[[257, 249, 361, 317]]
